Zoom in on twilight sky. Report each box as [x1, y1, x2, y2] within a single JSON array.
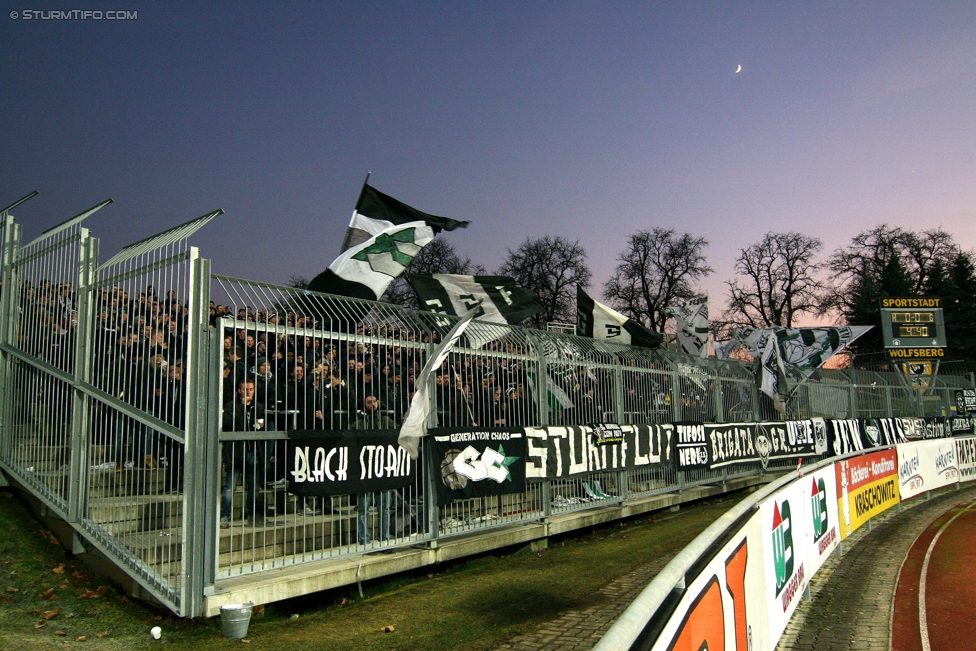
[[3, 2, 975, 325]]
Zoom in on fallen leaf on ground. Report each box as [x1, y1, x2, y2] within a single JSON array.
[[5, 587, 18, 593], [241, 640, 251, 645], [87, 612, 96, 617], [71, 571, 85, 581], [95, 586, 108, 595], [65, 613, 75, 619], [339, 597, 354, 606], [382, 625, 395, 633], [27, 608, 40, 615], [154, 615, 163, 620], [42, 588, 55, 597], [96, 632, 108, 638], [43, 610, 59, 620], [76, 636, 87, 641], [34, 622, 45, 629], [54, 630, 66, 636], [1, 596, 11, 602], [52, 565, 64, 575]]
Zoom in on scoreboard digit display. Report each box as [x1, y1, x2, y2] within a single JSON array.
[[879, 297, 947, 357]]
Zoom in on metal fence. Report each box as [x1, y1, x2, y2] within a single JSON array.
[[0, 199, 973, 616]]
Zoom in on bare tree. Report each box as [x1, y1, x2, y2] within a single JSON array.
[[286, 274, 310, 289], [497, 236, 591, 326], [723, 232, 824, 328], [826, 226, 960, 296], [382, 238, 485, 309], [602, 228, 712, 332]]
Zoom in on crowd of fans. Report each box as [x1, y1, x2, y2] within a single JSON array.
[[6, 279, 757, 536], [9, 280, 753, 468]]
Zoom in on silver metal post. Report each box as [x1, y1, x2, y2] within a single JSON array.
[[67, 232, 97, 524]]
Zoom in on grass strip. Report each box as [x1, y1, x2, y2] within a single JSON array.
[[0, 488, 743, 650]]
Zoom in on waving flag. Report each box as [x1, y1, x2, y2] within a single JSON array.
[[340, 181, 468, 252], [398, 304, 482, 459], [308, 222, 435, 300], [576, 286, 662, 349], [667, 297, 710, 357], [409, 274, 544, 325]]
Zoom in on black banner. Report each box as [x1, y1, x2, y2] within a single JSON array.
[[859, 418, 901, 448], [949, 416, 976, 435], [673, 421, 822, 470], [674, 423, 709, 469], [287, 430, 416, 496], [955, 389, 976, 415], [525, 424, 673, 479], [699, 420, 821, 470], [827, 419, 866, 456], [859, 417, 927, 444], [919, 416, 975, 438], [431, 429, 527, 506]]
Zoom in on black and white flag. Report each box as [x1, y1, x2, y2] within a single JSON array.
[[667, 297, 710, 357], [339, 182, 468, 252], [576, 286, 662, 349], [308, 222, 434, 300], [409, 274, 544, 327], [308, 183, 467, 301], [735, 326, 871, 404]]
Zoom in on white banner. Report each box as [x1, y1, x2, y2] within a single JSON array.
[[896, 440, 959, 500], [956, 436, 976, 482], [651, 511, 771, 651]]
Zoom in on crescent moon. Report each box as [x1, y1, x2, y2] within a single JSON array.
[[735, 64, 742, 73]]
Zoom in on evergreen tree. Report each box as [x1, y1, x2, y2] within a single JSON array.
[[944, 253, 976, 370]]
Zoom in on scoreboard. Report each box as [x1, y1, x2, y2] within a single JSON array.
[[879, 297, 946, 357]]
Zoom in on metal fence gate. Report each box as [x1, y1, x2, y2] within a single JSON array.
[[0, 198, 220, 616]]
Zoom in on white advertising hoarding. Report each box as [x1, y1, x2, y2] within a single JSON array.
[[896, 440, 959, 500]]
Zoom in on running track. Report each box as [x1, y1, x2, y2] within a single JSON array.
[[891, 497, 976, 651]]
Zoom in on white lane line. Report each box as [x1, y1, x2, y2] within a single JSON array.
[[919, 501, 976, 651]]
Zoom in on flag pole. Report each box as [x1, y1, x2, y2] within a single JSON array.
[[450, 364, 479, 426], [339, 171, 372, 252], [356, 170, 371, 206]]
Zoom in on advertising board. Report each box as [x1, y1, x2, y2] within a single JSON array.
[[834, 449, 900, 540], [651, 512, 771, 651], [896, 440, 959, 500]]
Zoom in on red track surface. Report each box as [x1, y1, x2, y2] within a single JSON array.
[[891, 498, 976, 651]]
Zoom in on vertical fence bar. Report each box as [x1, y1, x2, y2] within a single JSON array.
[[203, 316, 222, 598], [180, 250, 210, 617], [67, 231, 97, 523], [0, 217, 18, 462]]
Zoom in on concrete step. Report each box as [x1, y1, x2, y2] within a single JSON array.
[[102, 528, 185, 564], [87, 493, 184, 534], [217, 513, 359, 555]]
